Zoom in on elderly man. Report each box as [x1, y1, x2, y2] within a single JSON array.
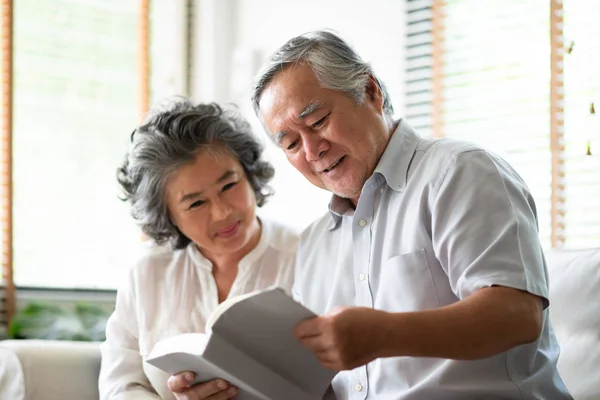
[[250, 30, 572, 399]]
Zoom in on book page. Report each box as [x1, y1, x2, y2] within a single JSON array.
[[146, 333, 274, 399], [205, 290, 261, 332], [204, 333, 317, 400], [211, 287, 336, 397], [146, 332, 209, 359]]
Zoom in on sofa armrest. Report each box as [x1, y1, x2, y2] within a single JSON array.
[[0, 339, 101, 400], [547, 247, 600, 399]]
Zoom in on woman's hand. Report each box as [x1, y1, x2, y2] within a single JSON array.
[[167, 372, 238, 400]]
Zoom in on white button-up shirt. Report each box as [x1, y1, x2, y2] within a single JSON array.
[[99, 219, 298, 400], [293, 121, 572, 399]]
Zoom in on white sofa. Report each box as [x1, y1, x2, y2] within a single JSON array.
[[0, 339, 101, 400], [1, 247, 599, 400], [546, 247, 600, 399]]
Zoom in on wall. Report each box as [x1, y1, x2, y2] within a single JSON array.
[[191, 0, 407, 231]]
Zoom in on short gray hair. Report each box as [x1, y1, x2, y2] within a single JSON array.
[[251, 30, 394, 119], [117, 98, 274, 249]]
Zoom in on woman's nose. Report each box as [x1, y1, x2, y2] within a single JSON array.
[[211, 199, 232, 221]]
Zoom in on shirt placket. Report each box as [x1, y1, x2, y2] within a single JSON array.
[[350, 179, 377, 399]]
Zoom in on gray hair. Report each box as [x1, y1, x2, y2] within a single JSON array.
[[251, 30, 394, 121], [117, 98, 274, 249]]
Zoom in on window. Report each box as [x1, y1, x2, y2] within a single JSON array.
[[0, 0, 11, 327], [405, 0, 600, 249], [11, 0, 145, 288], [220, 0, 408, 232], [562, 0, 600, 249]]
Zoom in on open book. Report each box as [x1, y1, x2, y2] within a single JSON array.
[[145, 287, 336, 400]]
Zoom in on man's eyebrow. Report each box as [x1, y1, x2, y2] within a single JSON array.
[[297, 99, 323, 120], [273, 99, 323, 145], [274, 130, 288, 144]]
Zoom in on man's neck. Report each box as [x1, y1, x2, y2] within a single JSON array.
[[349, 117, 399, 208]]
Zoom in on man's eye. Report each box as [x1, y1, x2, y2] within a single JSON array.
[[286, 140, 298, 151], [222, 182, 237, 191], [311, 114, 329, 129]]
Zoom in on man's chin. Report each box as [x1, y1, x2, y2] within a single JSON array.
[[328, 185, 362, 200], [317, 175, 362, 199]]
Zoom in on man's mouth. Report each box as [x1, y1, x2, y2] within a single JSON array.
[[323, 156, 345, 173]]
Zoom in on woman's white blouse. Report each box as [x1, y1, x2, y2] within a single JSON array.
[[99, 219, 298, 400]]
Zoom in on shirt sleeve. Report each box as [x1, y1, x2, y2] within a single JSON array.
[[99, 267, 160, 400], [431, 149, 549, 307]]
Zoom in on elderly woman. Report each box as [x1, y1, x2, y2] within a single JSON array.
[[99, 99, 298, 400]]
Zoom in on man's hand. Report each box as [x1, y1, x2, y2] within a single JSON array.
[[293, 307, 388, 371], [294, 286, 543, 368], [167, 372, 237, 400]]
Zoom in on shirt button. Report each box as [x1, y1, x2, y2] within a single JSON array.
[[358, 219, 367, 227], [358, 273, 366, 281], [380, 187, 385, 194], [355, 383, 364, 392]]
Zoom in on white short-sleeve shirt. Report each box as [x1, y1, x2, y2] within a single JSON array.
[[293, 121, 572, 399], [99, 218, 298, 400]]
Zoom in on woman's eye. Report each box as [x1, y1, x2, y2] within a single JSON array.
[[189, 200, 205, 209], [222, 182, 238, 191]]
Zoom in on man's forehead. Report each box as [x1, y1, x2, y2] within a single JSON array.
[[260, 90, 323, 122], [258, 65, 325, 136], [262, 97, 323, 142], [260, 65, 319, 108]]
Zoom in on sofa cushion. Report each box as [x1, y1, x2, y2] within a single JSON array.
[[0, 339, 101, 400], [547, 247, 600, 399]]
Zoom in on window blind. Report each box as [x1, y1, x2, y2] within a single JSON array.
[[405, 0, 435, 138], [562, 0, 600, 249], [12, 0, 144, 288], [405, 0, 599, 249], [441, 0, 553, 248]]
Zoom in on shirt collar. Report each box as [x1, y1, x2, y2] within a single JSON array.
[[326, 119, 421, 230], [374, 119, 421, 192], [326, 196, 351, 230]]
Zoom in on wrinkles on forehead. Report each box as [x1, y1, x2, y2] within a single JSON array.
[[271, 98, 324, 144], [258, 64, 324, 141]]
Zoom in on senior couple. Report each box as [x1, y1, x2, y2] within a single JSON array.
[[99, 30, 572, 399]]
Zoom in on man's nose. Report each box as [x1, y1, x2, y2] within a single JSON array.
[[304, 135, 328, 162]]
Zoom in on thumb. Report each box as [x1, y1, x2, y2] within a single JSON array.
[[167, 371, 195, 392]]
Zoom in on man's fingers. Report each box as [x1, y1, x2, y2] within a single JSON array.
[[299, 334, 329, 352], [294, 316, 323, 339], [167, 371, 195, 392], [314, 351, 339, 371]]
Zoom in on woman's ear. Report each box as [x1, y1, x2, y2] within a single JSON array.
[[365, 74, 384, 113]]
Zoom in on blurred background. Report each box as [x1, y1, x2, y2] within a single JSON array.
[[0, 0, 598, 338]]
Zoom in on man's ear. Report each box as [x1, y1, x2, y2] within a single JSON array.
[[365, 74, 384, 113]]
